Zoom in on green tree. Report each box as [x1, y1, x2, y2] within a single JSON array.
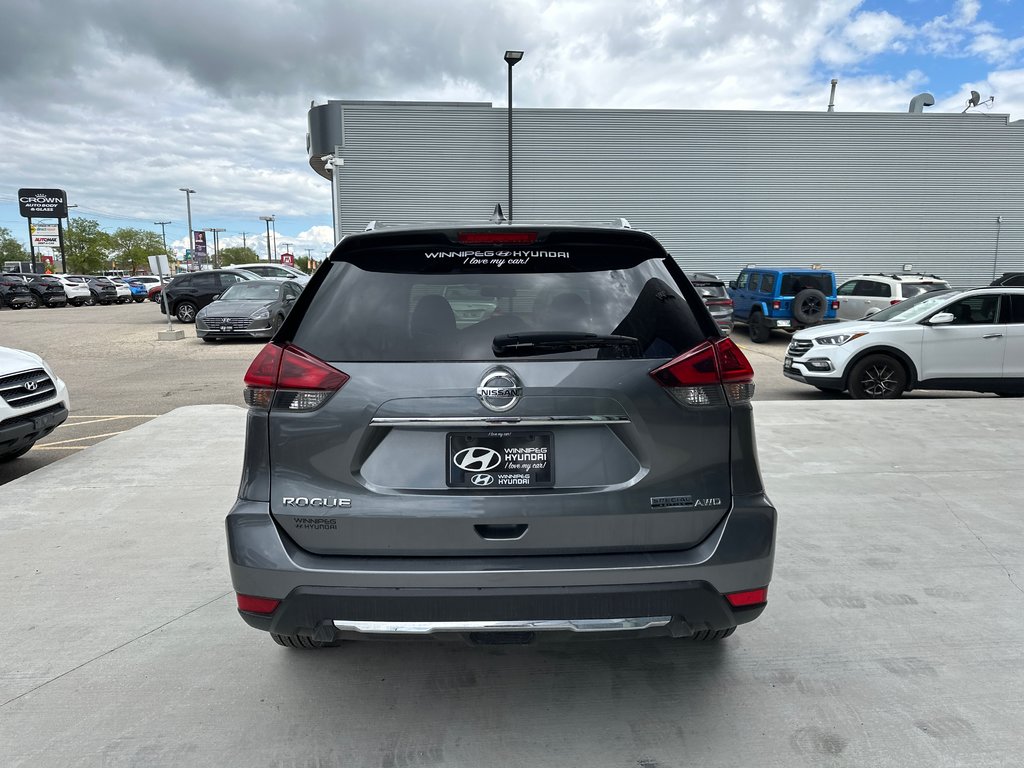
[[295, 256, 311, 273], [109, 227, 164, 274], [65, 218, 112, 274], [219, 246, 259, 266], [0, 226, 30, 264]]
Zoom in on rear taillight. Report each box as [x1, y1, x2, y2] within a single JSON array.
[[726, 587, 768, 608], [890, 299, 901, 306], [650, 337, 755, 407], [243, 343, 349, 411], [706, 298, 734, 307], [236, 593, 280, 614], [772, 300, 781, 310], [831, 300, 840, 310]]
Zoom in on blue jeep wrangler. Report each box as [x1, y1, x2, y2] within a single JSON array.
[[728, 268, 839, 343]]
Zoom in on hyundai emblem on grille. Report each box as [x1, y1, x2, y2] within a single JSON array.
[[23, 380, 39, 392], [476, 368, 522, 412]]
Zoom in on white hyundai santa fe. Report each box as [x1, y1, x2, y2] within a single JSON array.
[[0, 346, 70, 461], [784, 287, 1024, 399]]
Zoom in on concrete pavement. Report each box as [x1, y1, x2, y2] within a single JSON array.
[[1, 400, 1022, 767]]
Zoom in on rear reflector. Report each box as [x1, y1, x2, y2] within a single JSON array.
[[650, 338, 755, 406], [243, 343, 348, 411], [457, 231, 538, 245], [726, 587, 768, 608], [236, 593, 281, 614]]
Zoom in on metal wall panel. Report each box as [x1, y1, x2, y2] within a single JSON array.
[[330, 101, 1024, 287]]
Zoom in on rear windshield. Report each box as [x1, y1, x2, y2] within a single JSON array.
[[692, 281, 728, 299], [780, 273, 833, 295], [902, 282, 950, 298], [293, 259, 705, 362]]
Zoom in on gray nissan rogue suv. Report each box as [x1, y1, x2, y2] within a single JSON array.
[[226, 220, 777, 647]]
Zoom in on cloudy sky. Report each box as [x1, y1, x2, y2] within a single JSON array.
[[1, 0, 1022, 261]]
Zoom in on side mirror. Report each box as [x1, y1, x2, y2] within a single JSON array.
[[729, 280, 737, 290], [929, 312, 954, 325]]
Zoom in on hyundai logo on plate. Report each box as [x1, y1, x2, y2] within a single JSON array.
[[453, 447, 502, 472], [476, 368, 522, 412], [471, 473, 495, 486]]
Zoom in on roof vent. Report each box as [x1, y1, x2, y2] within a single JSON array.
[[908, 93, 935, 113]]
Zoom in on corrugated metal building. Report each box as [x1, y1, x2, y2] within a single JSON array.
[[307, 100, 1024, 286]]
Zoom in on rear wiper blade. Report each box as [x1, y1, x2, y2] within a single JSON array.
[[493, 332, 641, 358]]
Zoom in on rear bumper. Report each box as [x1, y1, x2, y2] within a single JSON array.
[[226, 493, 776, 640]]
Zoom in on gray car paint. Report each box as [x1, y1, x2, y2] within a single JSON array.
[[225, 222, 776, 641]]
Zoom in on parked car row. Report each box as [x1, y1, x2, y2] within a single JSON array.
[[160, 267, 308, 341], [0, 273, 169, 309]]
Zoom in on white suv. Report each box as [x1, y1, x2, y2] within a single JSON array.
[[836, 273, 950, 321], [0, 346, 70, 461], [52, 275, 92, 306], [784, 287, 1024, 399]]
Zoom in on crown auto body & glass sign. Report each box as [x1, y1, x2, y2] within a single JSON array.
[[18, 188, 68, 218]]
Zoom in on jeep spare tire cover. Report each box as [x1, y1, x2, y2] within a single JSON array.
[[793, 288, 827, 325]]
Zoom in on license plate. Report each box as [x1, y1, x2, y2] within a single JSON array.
[[784, 356, 793, 369], [776, 319, 791, 328], [447, 432, 553, 489], [220, 325, 234, 332]]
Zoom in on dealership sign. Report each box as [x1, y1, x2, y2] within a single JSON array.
[[18, 188, 68, 218], [32, 236, 60, 247]]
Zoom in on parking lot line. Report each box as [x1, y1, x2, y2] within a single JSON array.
[[30, 446, 87, 452], [65, 415, 161, 420], [42, 430, 129, 447]]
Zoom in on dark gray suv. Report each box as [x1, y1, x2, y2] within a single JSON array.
[[226, 220, 776, 648]]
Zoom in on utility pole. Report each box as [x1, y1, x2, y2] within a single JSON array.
[[271, 217, 278, 260], [154, 221, 171, 255], [206, 227, 226, 268], [259, 216, 274, 261], [239, 231, 249, 250]]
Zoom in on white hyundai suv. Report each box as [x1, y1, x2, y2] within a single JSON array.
[[784, 287, 1024, 399], [836, 273, 951, 321], [0, 346, 70, 461]]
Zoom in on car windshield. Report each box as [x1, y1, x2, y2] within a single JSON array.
[[692, 281, 728, 298], [220, 283, 280, 301], [867, 288, 956, 322], [901, 282, 950, 298], [294, 258, 705, 362], [780, 273, 833, 294]]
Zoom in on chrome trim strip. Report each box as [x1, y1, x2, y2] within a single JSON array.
[[333, 616, 672, 634], [369, 415, 629, 428]]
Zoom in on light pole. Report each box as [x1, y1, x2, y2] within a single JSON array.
[[64, 203, 78, 273], [260, 216, 274, 261], [504, 50, 524, 220], [179, 188, 196, 254], [271, 216, 278, 260], [206, 227, 226, 268]]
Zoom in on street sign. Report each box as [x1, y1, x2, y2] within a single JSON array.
[[18, 188, 68, 218]]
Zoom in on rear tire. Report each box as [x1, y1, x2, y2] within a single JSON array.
[[271, 633, 332, 649], [688, 627, 736, 641], [848, 354, 907, 399], [748, 311, 771, 343], [792, 288, 827, 325]]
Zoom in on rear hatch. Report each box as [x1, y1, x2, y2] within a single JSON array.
[[248, 226, 753, 556]]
